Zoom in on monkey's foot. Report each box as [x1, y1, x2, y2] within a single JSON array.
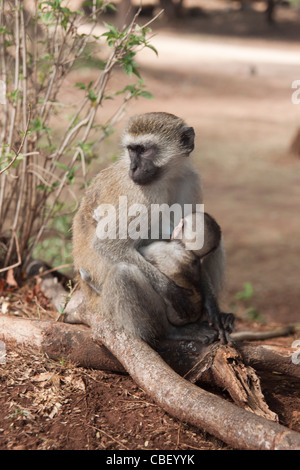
[[215, 312, 235, 345]]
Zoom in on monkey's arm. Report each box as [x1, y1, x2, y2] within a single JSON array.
[[90, 236, 196, 324], [197, 268, 234, 344], [179, 167, 225, 300]]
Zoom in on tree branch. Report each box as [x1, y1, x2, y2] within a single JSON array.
[[1, 276, 300, 449]]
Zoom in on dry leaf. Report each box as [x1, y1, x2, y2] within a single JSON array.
[[32, 372, 55, 383], [49, 402, 62, 419], [64, 374, 86, 391], [72, 377, 86, 392], [32, 372, 61, 389], [51, 374, 61, 389]]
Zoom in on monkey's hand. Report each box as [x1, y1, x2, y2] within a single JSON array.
[[164, 281, 198, 326], [203, 299, 235, 345], [219, 312, 235, 343]]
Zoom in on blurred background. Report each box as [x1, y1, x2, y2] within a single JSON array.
[[87, 0, 300, 326], [1, 0, 300, 327]]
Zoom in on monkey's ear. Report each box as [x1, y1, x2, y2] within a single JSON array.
[[181, 126, 195, 154]]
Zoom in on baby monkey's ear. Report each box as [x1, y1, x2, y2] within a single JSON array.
[[171, 218, 185, 240]]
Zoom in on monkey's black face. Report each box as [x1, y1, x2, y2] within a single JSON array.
[[128, 144, 161, 185]]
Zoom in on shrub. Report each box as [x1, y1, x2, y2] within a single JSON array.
[[0, 0, 157, 276]]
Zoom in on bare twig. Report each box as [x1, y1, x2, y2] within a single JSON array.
[[0, 111, 30, 176], [3, 111, 31, 267], [0, 2, 9, 157], [0, 228, 22, 273], [7, 0, 20, 152], [86, 424, 130, 450], [33, 263, 73, 278]]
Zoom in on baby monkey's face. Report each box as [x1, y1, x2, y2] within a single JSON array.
[[171, 212, 221, 259]]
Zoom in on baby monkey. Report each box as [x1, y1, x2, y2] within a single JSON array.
[[139, 212, 234, 344], [80, 211, 234, 344]]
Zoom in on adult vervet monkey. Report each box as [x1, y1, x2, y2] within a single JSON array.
[[71, 112, 230, 345]]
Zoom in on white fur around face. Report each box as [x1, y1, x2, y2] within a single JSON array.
[[121, 133, 160, 149], [121, 132, 183, 169]]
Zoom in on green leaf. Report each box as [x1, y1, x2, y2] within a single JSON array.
[[245, 306, 264, 323], [139, 90, 153, 99], [105, 3, 117, 11], [74, 82, 86, 90], [88, 89, 97, 103], [41, 11, 55, 23], [30, 117, 51, 134], [103, 22, 118, 36], [53, 161, 70, 171], [146, 44, 158, 56], [123, 62, 133, 76], [235, 282, 254, 300], [77, 141, 95, 157]]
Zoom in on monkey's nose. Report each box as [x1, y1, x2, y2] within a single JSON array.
[[129, 168, 137, 179], [130, 163, 137, 172]]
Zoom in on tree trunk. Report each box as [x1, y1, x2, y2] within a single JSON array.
[[266, 0, 276, 24], [116, 0, 135, 30]]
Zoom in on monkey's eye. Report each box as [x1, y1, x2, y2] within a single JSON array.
[[141, 147, 155, 159], [128, 144, 155, 160], [127, 145, 145, 156]]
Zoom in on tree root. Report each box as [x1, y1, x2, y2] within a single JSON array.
[[1, 276, 300, 450]]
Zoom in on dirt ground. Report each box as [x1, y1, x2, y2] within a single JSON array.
[[1, 2, 300, 451]]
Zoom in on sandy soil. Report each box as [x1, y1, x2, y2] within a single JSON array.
[[1, 4, 300, 451]]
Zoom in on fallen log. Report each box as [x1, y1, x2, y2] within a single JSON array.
[[0, 312, 278, 422], [1, 312, 298, 381], [1, 313, 300, 449], [237, 342, 300, 378], [92, 316, 300, 450], [158, 335, 300, 380], [1, 276, 300, 449], [0, 314, 124, 373], [46, 277, 300, 370], [183, 343, 278, 421]]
